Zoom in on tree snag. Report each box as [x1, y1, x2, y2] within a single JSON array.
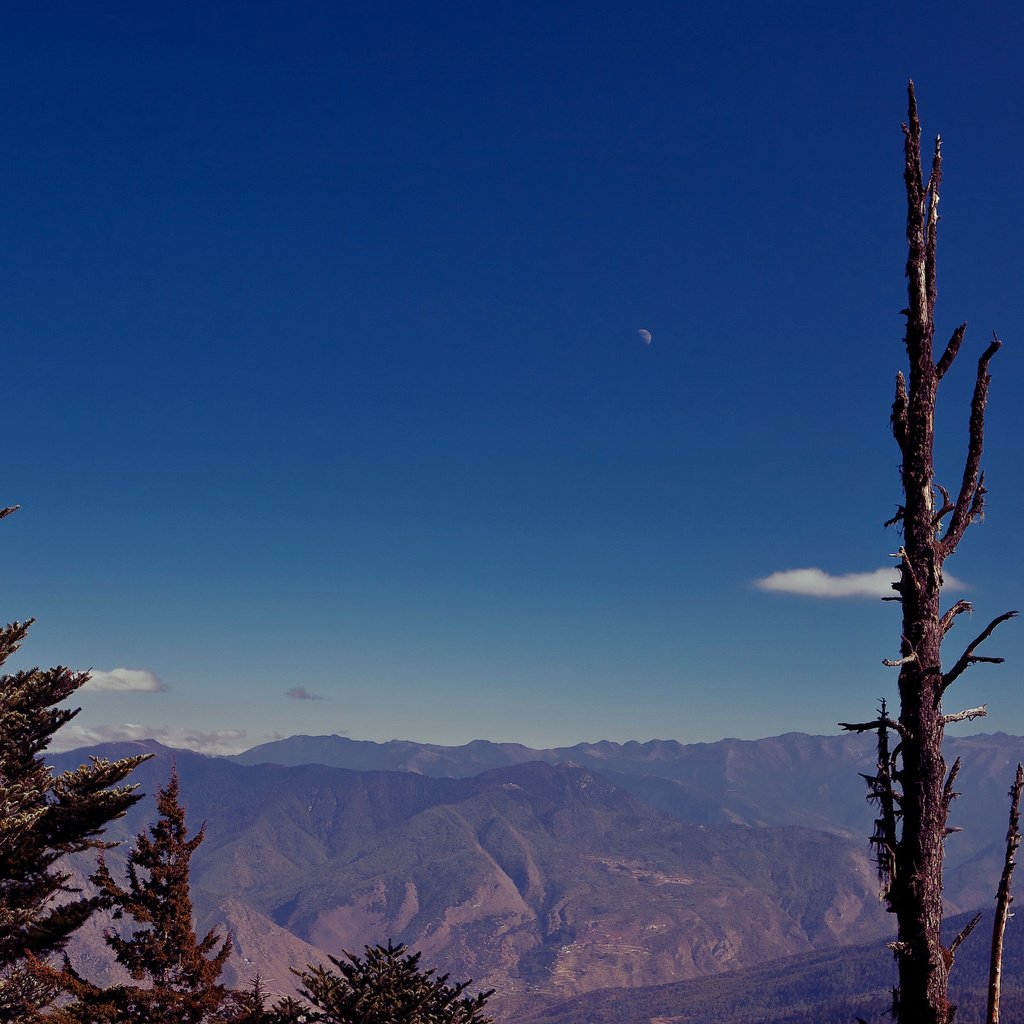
[[841, 82, 1017, 1024], [986, 762, 1023, 1024]]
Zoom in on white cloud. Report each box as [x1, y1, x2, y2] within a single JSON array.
[[81, 668, 167, 693], [49, 722, 248, 756], [754, 566, 966, 599], [285, 686, 325, 701]]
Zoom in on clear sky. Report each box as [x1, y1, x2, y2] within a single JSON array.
[[4, 2, 1022, 755]]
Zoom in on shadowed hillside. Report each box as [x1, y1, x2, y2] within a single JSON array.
[[516, 910, 1024, 1024]]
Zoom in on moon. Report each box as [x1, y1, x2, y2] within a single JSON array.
[[638, 329, 652, 345]]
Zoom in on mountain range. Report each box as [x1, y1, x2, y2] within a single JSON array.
[[53, 730, 1024, 1021], [232, 731, 1024, 890]]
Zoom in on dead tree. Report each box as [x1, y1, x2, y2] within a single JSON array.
[[987, 762, 1023, 1024], [839, 83, 1017, 1024]]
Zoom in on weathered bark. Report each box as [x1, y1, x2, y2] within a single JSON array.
[[986, 762, 1023, 1024], [841, 83, 1016, 1024]]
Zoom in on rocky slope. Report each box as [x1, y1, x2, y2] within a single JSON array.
[[56, 741, 891, 1010]]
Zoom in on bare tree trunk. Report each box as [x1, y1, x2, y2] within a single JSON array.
[[987, 763, 1024, 1024], [840, 82, 1016, 1024]]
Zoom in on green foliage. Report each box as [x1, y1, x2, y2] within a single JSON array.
[[287, 942, 494, 1024], [47, 768, 233, 1023], [0, 506, 150, 1016]]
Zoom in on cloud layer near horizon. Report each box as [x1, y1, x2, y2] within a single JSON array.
[[81, 668, 167, 692], [754, 566, 966, 599], [49, 722, 248, 756]]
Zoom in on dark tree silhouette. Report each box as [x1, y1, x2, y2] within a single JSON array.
[[0, 504, 150, 1016], [43, 767, 233, 1023], [841, 84, 1017, 1024], [283, 942, 494, 1024]]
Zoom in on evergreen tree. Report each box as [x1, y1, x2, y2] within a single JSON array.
[[0, 505, 150, 1017], [46, 768, 233, 1023], [219, 976, 275, 1024], [285, 942, 494, 1024]]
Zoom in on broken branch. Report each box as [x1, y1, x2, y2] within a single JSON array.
[[884, 505, 906, 530], [935, 322, 967, 380], [940, 600, 973, 635], [943, 757, 962, 808], [884, 653, 918, 668], [891, 548, 920, 594], [950, 912, 982, 957], [943, 706, 988, 726]]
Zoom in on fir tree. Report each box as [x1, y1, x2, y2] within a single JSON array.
[[219, 976, 274, 1024], [285, 942, 494, 1024], [0, 504, 150, 1017], [47, 767, 233, 1023]]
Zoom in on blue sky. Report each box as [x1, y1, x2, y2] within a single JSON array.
[[3, 2, 1022, 754]]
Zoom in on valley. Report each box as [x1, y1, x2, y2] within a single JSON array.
[[54, 730, 1024, 1020]]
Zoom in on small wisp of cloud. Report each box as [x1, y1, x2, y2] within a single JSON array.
[[81, 668, 167, 693], [285, 686, 325, 701], [754, 566, 966, 599], [49, 722, 248, 756]]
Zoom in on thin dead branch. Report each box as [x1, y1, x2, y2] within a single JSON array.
[[942, 611, 1019, 692], [932, 485, 955, 527], [942, 337, 1002, 556], [840, 716, 909, 740]]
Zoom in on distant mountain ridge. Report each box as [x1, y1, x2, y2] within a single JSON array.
[[51, 731, 1024, 1019], [54, 740, 890, 1014], [231, 731, 1024, 877]]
